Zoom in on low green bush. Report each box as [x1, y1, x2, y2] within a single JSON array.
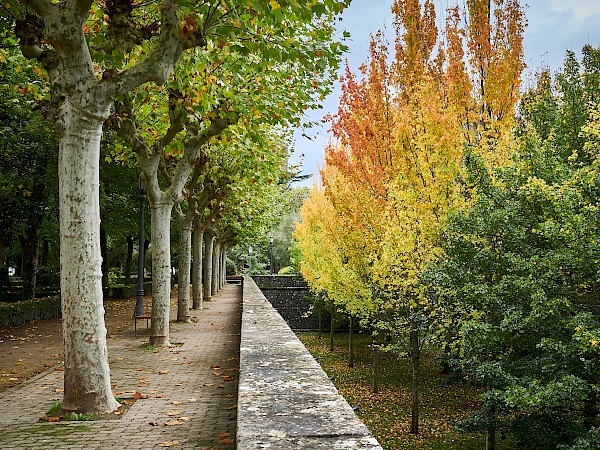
[[278, 266, 299, 275], [0, 296, 61, 328]]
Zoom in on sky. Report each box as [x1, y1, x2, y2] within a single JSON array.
[[290, 0, 600, 185]]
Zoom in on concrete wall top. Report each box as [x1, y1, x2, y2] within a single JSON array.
[[237, 276, 383, 449]]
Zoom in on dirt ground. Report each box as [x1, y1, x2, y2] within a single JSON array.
[[0, 296, 139, 393]]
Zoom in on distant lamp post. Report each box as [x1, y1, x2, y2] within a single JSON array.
[[269, 235, 274, 275], [248, 246, 253, 276], [135, 174, 146, 317]]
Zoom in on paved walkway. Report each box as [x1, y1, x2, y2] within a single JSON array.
[[0, 284, 241, 450]]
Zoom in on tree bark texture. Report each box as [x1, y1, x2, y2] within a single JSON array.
[[59, 107, 119, 414], [191, 226, 203, 309], [211, 240, 220, 295], [220, 244, 227, 288], [203, 231, 214, 302], [177, 215, 193, 322], [100, 225, 108, 288], [149, 202, 173, 346]]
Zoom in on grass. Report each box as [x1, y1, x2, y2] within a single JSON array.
[[297, 332, 514, 450], [42, 400, 123, 422]]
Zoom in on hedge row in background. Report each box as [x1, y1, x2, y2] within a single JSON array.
[[0, 296, 61, 329]]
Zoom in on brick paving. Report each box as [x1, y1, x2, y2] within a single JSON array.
[[0, 284, 241, 450]]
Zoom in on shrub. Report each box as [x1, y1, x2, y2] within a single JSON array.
[[278, 266, 298, 275], [0, 296, 61, 328]]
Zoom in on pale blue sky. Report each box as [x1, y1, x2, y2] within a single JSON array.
[[291, 0, 600, 185]]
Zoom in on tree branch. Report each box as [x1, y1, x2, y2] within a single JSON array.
[[102, 0, 207, 100]]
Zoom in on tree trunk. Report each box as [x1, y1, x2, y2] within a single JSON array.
[[0, 241, 6, 269], [486, 429, 496, 450], [329, 308, 335, 352], [124, 235, 134, 286], [149, 202, 173, 346], [348, 315, 354, 368], [373, 344, 379, 394], [177, 215, 193, 322], [192, 226, 203, 309], [40, 239, 49, 268], [58, 108, 119, 414], [100, 225, 108, 288], [212, 240, 220, 295], [410, 329, 420, 435], [318, 313, 322, 340], [20, 223, 40, 300], [220, 245, 227, 288], [203, 231, 214, 302]]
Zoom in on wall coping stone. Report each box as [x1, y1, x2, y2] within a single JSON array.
[[237, 276, 383, 449]]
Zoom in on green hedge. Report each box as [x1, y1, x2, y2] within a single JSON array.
[[0, 296, 61, 329]]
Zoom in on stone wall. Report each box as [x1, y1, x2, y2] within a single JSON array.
[[237, 276, 383, 449], [252, 275, 322, 330]]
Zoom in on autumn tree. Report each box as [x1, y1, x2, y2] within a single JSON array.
[[297, 0, 525, 435], [1, 0, 349, 414], [426, 46, 600, 450]]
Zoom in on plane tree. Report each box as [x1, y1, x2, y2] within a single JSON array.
[[1, 0, 348, 414]]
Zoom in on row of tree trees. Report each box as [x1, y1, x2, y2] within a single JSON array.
[[1, 0, 350, 415], [296, 1, 600, 448]]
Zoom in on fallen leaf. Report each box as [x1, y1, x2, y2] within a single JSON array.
[[149, 421, 158, 426], [133, 391, 148, 401], [210, 364, 221, 369], [164, 420, 183, 426], [159, 441, 180, 446], [187, 398, 197, 402], [159, 370, 170, 375], [166, 411, 181, 416], [227, 404, 238, 410], [116, 357, 124, 361], [40, 416, 62, 422], [218, 432, 234, 444]]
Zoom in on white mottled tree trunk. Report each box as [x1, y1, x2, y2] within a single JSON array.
[[212, 240, 220, 295], [203, 231, 214, 301], [192, 225, 204, 309], [149, 202, 173, 346], [59, 104, 119, 414], [220, 244, 227, 288], [177, 214, 193, 322]]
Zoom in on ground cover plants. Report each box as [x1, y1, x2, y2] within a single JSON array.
[[298, 332, 515, 450]]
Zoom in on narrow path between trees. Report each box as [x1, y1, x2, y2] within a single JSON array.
[[0, 284, 241, 450]]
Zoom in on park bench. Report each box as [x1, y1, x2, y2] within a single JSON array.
[[133, 311, 152, 337]]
